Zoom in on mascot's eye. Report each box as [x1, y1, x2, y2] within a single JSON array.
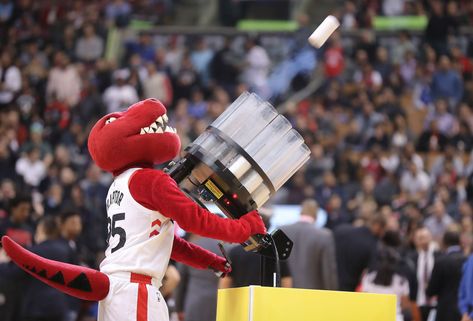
[[105, 117, 117, 125]]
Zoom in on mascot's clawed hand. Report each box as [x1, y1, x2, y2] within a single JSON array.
[[209, 255, 232, 277], [2, 98, 266, 321]]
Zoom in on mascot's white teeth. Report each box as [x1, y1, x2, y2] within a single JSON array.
[[164, 126, 176, 133], [139, 113, 176, 134]]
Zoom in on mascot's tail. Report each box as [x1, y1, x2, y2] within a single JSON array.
[[1, 236, 110, 301]]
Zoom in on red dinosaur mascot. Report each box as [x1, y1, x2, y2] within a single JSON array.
[[2, 98, 266, 321]]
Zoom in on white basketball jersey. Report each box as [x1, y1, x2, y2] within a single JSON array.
[[99, 168, 174, 286]]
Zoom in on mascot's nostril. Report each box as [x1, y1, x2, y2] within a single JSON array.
[[105, 117, 117, 125]]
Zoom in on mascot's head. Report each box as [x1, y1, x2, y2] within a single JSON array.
[[88, 99, 181, 175]]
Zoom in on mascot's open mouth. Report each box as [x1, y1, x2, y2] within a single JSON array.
[[105, 113, 176, 134]]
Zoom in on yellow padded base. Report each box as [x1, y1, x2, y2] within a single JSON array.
[[217, 286, 396, 321]]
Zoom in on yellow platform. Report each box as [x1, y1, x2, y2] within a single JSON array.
[[216, 286, 396, 321]]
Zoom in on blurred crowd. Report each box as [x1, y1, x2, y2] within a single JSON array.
[[1, 0, 473, 321]]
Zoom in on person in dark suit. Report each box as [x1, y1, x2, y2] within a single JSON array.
[[427, 229, 466, 321], [174, 235, 223, 321], [58, 210, 83, 321], [280, 199, 338, 290], [0, 195, 34, 321], [406, 227, 441, 321], [334, 214, 386, 291], [0, 216, 76, 321]]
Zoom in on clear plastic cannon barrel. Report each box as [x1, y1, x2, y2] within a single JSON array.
[[166, 92, 310, 254]]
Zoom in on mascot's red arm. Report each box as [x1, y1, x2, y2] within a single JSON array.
[[171, 235, 229, 273], [129, 168, 266, 243], [128, 168, 266, 270], [1, 235, 110, 301]]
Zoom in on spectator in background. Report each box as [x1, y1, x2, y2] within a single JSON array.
[[361, 247, 410, 321], [242, 37, 271, 99], [452, 119, 473, 152], [425, 0, 450, 55], [375, 47, 392, 82], [451, 46, 473, 80], [314, 170, 341, 208], [190, 38, 214, 87], [75, 24, 104, 63], [392, 31, 416, 64], [356, 101, 384, 138], [0, 195, 32, 247], [382, 0, 405, 16], [427, 229, 466, 321], [174, 54, 200, 101], [210, 38, 240, 91], [354, 63, 383, 92], [59, 210, 82, 259], [285, 170, 315, 205], [324, 36, 345, 79], [354, 30, 378, 62], [392, 114, 413, 149], [399, 161, 430, 205], [143, 62, 173, 107], [56, 25, 77, 60], [0, 51, 21, 109], [46, 52, 81, 108], [424, 200, 454, 243], [366, 122, 390, 151], [431, 56, 464, 108], [348, 174, 377, 215], [341, 1, 357, 29], [126, 33, 155, 62], [344, 120, 364, 151], [21, 122, 53, 162], [445, 1, 463, 33], [417, 120, 449, 152], [103, 69, 139, 113], [0, 179, 16, 212], [0, 137, 17, 181], [281, 199, 338, 290], [43, 183, 64, 216], [15, 147, 47, 188], [187, 89, 208, 119], [426, 99, 456, 136], [400, 50, 417, 85], [334, 214, 387, 291], [430, 144, 464, 184], [0, 0, 14, 26], [105, 0, 131, 27], [164, 38, 184, 77], [325, 194, 351, 229]]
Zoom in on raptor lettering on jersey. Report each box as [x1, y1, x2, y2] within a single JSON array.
[[106, 190, 124, 210]]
